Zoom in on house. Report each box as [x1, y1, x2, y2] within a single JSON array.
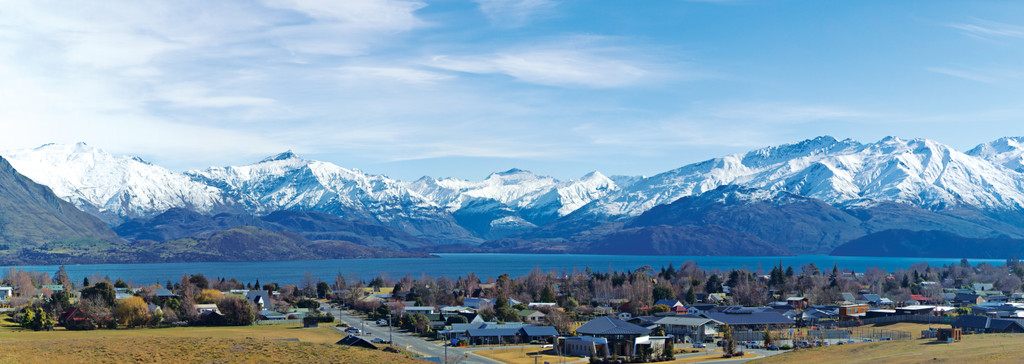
[[653, 299, 684, 309], [337, 335, 378, 350], [786, 297, 809, 310], [404, 306, 436, 315], [463, 298, 491, 310], [575, 316, 652, 358], [518, 309, 547, 323], [518, 325, 560, 343], [246, 291, 274, 310], [862, 294, 893, 307], [0, 286, 12, 302], [153, 288, 177, 299], [258, 310, 287, 320], [865, 309, 896, 318], [909, 295, 936, 304], [954, 315, 1024, 334], [800, 308, 838, 323], [634, 315, 720, 342], [895, 305, 936, 316], [972, 283, 994, 292], [195, 304, 221, 315], [466, 327, 521, 345], [561, 336, 609, 357], [685, 304, 716, 316], [700, 311, 795, 330], [954, 293, 986, 307], [528, 302, 558, 309]]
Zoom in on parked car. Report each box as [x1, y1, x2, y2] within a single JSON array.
[[846, 340, 856, 344], [717, 340, 728, 347], [881, 337, 892, 341], [692, 342, 706, 348], [345, 327, 360, 334], [767, 344, 779, 351], [371, 338, 387, 344], [862, 338, 872, 342], [376, 319, 388, 326]]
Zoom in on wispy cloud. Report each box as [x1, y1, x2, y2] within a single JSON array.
[[474, 0, 557, 27], [928, 66, 1024, 84], [946, 18, 1024, 41], [425, 37, 689, 89], [336, 66, 453, 84]]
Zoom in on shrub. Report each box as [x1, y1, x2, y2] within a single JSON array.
[[65, 318, 96, 331], [114, 296, 151, 328], [217, 295, 256, 326]]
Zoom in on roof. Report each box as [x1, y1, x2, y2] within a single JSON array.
[[654, 299, 683, 307], [644, 316, 720, 327], [153, 288, 176, 297], [336, 335, 378, 350], [701, 312, 795, 326], [520, 325, 559, 337], [576, 317, 652, 336], [467, 328, 520, 337]]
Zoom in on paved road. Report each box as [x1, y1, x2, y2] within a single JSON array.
[[330, 307, 504, 364]]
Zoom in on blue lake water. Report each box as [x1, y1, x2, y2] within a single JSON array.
[[0, 254, 1004, 287]]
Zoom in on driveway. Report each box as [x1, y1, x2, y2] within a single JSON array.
[[330, 307, 503, 364]]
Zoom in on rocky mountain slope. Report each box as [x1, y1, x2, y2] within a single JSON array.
[[0, 155, 120, 248]]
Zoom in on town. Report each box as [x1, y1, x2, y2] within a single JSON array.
[[4, 258, 1024, 363]]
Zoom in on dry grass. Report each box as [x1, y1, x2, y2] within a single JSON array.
[[480, 347, 574, 364], [0, 320, 348, 344], [861, 322, 951, 336], [0, 336, 424, 364], [0, 320, 424, 363], [751, 333, 1024, 364]]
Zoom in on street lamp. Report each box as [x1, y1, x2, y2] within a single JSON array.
[[388, 313, 393, 348]]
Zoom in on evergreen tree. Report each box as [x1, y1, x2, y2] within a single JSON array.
[[540, 286, 556, 303], [685, 286, 697, 304]]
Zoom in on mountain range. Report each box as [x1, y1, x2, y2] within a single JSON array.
[[5, 135, 1024, 261]]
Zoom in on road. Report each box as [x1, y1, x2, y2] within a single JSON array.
[[330, 307, 504, 364]]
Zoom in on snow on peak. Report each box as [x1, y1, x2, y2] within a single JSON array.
[[3, 143, 227, 224], [968, 137, 1024, 173], [588, 136, 1024, 217], [260, 150, 301, 163]]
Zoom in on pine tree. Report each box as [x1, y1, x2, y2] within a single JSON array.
[[685, 286, 697, 304]]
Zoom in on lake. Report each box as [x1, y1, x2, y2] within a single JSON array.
[[0, 254, 1003, 287]]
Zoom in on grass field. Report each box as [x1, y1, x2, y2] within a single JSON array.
[[0, 336, 423, 363], [1, 319, 424, 363], [751, 333, 1024, 364]]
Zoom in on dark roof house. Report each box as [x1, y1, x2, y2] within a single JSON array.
[[577, 316, 651, 336]]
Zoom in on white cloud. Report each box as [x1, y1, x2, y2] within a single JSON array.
[[928, 66, 1024, 84], [154, 83, 277, 108], [428, 40, 663, 88], [947, 19, 1024, 41], [336, 66, 453, 84], [475, 0, 557, 27]]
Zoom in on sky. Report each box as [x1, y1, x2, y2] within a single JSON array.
[[1, 1, 1023, 181]]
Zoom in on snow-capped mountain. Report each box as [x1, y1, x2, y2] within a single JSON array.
[[404, 168, 618, 225], [968, 137, 1024, 173], [7, 136, 1024, 247], [2, 143, 229, 224], [185, 151, 476, 244], [584, 136, 1024, 217]]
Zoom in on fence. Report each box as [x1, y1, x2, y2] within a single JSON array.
[[731, 327, 912, 345], [835, 315, 954, 327], [254, 319, 302, 325]]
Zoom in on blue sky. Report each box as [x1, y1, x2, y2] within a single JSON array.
[[1, 0, 1023, 180]]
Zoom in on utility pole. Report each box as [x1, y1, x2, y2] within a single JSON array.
[[388, 313, 393, 348]]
